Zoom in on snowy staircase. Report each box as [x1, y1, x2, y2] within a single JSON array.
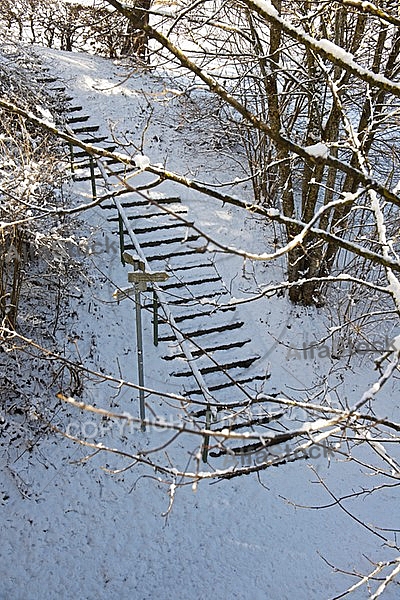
[[62, 100, 265, 407]]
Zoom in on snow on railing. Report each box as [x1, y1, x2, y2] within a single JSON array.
[[96, 159, 214, 459]]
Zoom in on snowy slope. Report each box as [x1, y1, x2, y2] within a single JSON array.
[[1, 47, 399, 600]]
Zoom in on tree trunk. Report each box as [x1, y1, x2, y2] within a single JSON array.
[[121, 0, 151, 59]]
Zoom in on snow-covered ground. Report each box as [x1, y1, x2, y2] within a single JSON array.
[[1, 47, 399, 599]]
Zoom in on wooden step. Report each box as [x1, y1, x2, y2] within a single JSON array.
[[172, 354, 260, 378], [37, 76, 58, 84], [67, 115, 91, 124], [160, 274, 221, 291], [122, 222, 192, 236], [71, 125, 100, 134], [184, 374, 266, 396], [124, 233, 200, 250], [73, 145, 116, 159], [107, 209, 188, 225], [102, 196, 182, 212], [65, 106, 83, 113], [162, 338, 251, 361], [162, 305, 235, 325], [158, 320, 244, 342], [79, 135, 109, 144]]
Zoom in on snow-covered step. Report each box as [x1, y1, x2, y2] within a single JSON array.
[[121, 195, 182, 208], [145, 247, 206, 263], [122, 221, 193, 236], [166, 259, 215, 272], [166, 282, 226, 297], [103, 156, 127, 166], [72, 168, 100, 181], [125, 231, 201, 250], [178, 372, 263, 403], [36, 76, 58, 84], [107, 211, 190, 232], [160, 270, 226, 297], [148, 260, 214, 275], [164, 288, 230, 305], [67, 114, 90, 124], [156, 279, 227, 302], [183, 374, 266, 397], [171, 349, 260, 378], [158, 305, 242, 330], [99, 164, 134, 177], [102, 196, 183, 212], [78, 134, 109, 144], [165, 262, 217, 277], [172, 357, 260, 387], [163, 265, 224, 283], [161, 337, 251, 361], [70, 124, 100, 134], [166, 305, 235, 325], [74, 145, 116, 158], [73, 165, 130, 181], [147, 254, 214, 272], [160, 268, 221, 287], [72, 162, 133, 181], [65, 105, 84, 113], [119, 207, 189, 224], [158, 319, 244, 342]]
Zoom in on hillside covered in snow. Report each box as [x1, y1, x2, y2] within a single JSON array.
[[1, 2, 400, 598]]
